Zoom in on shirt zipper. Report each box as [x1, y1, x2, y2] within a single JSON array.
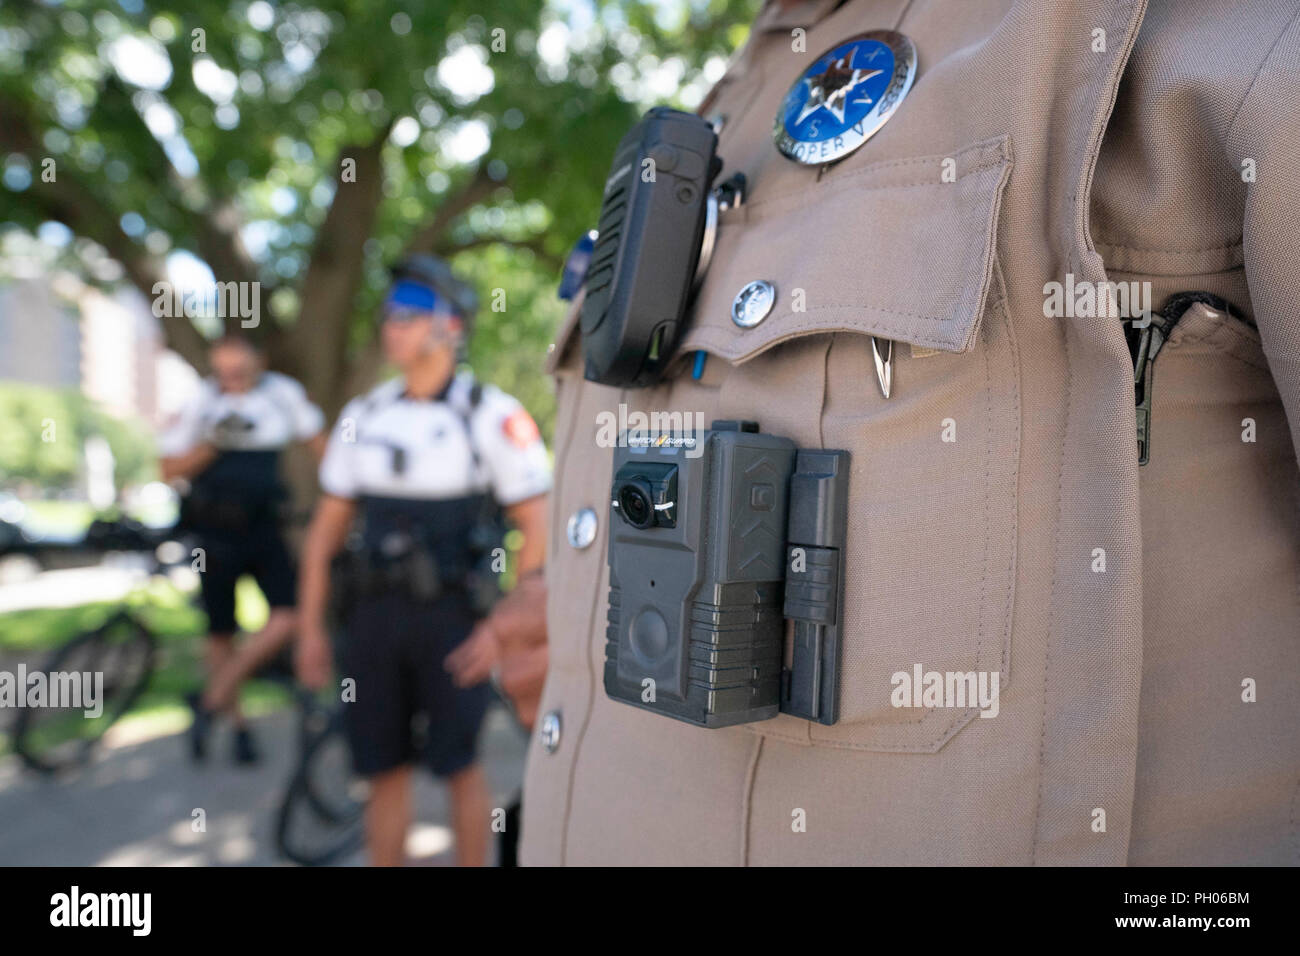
[[1128, 292, 1241, 466]]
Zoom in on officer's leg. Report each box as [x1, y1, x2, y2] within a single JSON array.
[[341, 594, 417, 865], [201, 527, 299, 713], [446, 763, 490, 867], [202, 609, 296, 712], [366, 765, 413, 867], [418, 596, 492, 866], [189, 535, 241, 759]]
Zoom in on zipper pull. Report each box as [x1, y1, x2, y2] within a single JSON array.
[[1130, 294, 1215, 465], [1132, 317, 1166, 466]]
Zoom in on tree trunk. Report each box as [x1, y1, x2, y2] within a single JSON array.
[[275, 132, 390, 419]]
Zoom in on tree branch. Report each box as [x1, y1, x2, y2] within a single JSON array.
[[93, 77, 264, 328], [435, 233, 563, 273], [404, 165, 500, 254], [279, 129, 391, 413], [0, 95, 211, 372]]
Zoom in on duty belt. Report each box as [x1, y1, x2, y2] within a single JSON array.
[[337, 545, 444, 604]]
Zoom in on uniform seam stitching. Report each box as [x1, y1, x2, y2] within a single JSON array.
[[709, 301, 961, 324], [1168, 336, 1267, 372], [556, 386, 617, 865], [743, 155, 1007, 217], [558, 581, 603, 865], [1290, 772, 1300, 863], [892, 0, 918, 30], [1093, 237, 1244, 256], [818, 335, 830, 448], [740, 735, 763, 865], [704, 31, 771, 166], [993, 264, 1020, 692], [1289, 475, 1300, 864], [1292, 477, 1300, 863], [748, 726, 810, 745], [1032, 301, 1072, 867], [1226, 5, 1300, 147], [1077, 0, 1148, 257]]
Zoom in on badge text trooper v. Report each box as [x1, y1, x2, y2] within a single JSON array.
[[774, 30, 917, 165]]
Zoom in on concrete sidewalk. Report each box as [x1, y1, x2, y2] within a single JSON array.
[[0, 704, 529, 866]]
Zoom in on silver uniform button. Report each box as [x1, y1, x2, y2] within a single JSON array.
[[540, 710, 562, 754], [732, 280, 776, 328], [566, 507, 598, 549]]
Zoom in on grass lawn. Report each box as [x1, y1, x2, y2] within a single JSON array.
[[20, 499, 179, 537], [0, 576, 293, 755], [18, 500, 97, 536]]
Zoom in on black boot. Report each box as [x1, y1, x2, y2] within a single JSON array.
[[232, 726, 260, 766], [186, 692, 211, 763]]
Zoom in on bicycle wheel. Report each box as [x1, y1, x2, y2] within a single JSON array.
[[275, 710, 366, 866], [301, 715, 366, 824], [12, 613, 156, 774]]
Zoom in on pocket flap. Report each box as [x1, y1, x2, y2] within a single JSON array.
[[677, 136, 1012, 363]]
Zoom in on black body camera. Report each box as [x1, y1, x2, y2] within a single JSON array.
[[605, 421, 850, 728], [580, 108, 721, 387]]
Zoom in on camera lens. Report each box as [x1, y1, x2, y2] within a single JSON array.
[[618, 482, 655, 529]]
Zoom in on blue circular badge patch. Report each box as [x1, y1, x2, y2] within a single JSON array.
[[774, 30, 917, 165]]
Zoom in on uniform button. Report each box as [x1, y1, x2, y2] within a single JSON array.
[[566, 507, 598, 549], [732, 280, 776, 328], [540, 710, 562, 754]]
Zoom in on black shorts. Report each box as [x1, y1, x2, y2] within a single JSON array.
[[197, 526, 297, 635], [340, 591, 491, 778]]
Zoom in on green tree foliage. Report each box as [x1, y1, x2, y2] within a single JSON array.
[[0, 0, 760, 436], [0, 381, 156, 490]]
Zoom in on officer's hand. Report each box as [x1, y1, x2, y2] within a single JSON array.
[[496, 640, 548, 729], [296, 620, 333, 690], [448, 570, 548, 725], [445, 622, 500, 689]]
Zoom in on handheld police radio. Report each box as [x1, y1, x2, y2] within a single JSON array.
[[580, 108, 722, 387], [605, 421, 850, 728]]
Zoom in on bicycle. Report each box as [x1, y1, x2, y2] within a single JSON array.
[[270, 648, 526, 866], [272, 683, 367, 866], [4, 512, 368, 861], [7, 518, 182, 774]]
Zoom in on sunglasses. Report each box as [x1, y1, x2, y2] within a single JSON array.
[[382, 306, 434, 324]]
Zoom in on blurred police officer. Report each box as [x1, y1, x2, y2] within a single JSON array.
[[160, 334, 326, 764], [296, 255, 550, 867], [522, 0, 1300, 865]]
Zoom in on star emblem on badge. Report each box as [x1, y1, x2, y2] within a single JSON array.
[[795, 51, 883, 126], [773, 30, 917, 166]]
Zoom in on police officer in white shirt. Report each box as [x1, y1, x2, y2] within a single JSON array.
[[159, 335, 326, 764], [296, 255, 550, 867]]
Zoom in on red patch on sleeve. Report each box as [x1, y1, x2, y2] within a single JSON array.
[[502, 408, 540, 448]]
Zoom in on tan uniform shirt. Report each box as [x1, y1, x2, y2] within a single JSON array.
[[523, 0, 1300, 865]]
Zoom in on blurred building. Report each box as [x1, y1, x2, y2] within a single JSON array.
[[0, 278, 81, 389], [0, 275, 198, 426], [80, 285, 162, 422]]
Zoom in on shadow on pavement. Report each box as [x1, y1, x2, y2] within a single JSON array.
[[0, 703, 529, 866]]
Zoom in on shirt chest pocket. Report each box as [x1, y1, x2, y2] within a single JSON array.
[[547, 136, 1019, 751], [666, 136, 1020, 752]]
